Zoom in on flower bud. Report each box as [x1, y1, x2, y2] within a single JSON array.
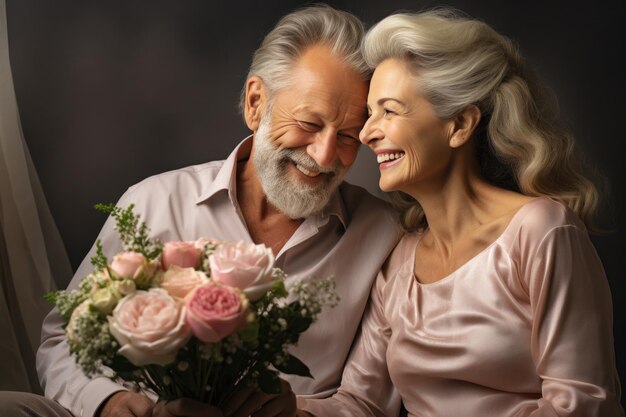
[[91, 288, 117, 314]]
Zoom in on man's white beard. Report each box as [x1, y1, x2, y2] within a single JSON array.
[[252, 116, 348, 219]]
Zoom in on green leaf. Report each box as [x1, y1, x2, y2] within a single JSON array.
[[270, 280, 288, 298], [257, 369, 281, 395], [239, 320, 259, 342], [273, 354, 312, 378], [288, 313, 313, 334], [110, 354, 138, 374]]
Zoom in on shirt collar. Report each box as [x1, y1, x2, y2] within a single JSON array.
[[195, 136, 252, 205], [196, 135, 348, 230]]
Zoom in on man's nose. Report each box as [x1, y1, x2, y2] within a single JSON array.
[[307, 130, 338, 169]]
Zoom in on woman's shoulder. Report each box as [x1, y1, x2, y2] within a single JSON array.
[[500, 196, 588, 257], [510, 197, 585, 235]]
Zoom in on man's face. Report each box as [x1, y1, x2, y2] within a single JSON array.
[[252, 45, 369, 219]]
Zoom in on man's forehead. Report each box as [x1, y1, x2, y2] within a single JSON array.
[[290, 45, 366, 86], [286, 59, 367, 105]]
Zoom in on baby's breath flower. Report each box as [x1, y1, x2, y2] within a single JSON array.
[[46, 204, 341, 406], [277, 318, 287, 330]]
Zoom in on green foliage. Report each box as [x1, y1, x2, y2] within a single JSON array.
[[94, 203, 162, 259], [46, 203, 341, 406], [90, 240, 107, 269], [43, 291, 59, 306], [273, 353, 312, 378]]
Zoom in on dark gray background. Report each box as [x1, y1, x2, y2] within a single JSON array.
[[6, 0, 624, 406]]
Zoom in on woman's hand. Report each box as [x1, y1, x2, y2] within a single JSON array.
[[222, 378, 296, 417]]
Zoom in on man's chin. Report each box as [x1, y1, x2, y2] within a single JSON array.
[[267, 186, 330, 219]]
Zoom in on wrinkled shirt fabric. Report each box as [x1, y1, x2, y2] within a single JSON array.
[[37, 137, 402, 417]]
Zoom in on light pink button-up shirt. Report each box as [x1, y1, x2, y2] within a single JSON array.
[[37, 137, 403, 417]]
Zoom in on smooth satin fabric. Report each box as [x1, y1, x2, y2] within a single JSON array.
[[300, 197, 623, 416]]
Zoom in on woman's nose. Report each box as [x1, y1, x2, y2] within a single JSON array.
[[359, 117, 378, 145]]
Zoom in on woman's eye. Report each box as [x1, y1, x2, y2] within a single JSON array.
[[383, 108, 396, 117]]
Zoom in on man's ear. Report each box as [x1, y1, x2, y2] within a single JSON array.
[[449, 105, 481, 148], [244, 76, 267, 131]]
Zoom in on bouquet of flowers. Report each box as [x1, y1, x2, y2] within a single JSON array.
[[46, 203, 339, 405]]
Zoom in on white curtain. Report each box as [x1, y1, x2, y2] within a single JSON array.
[[0, 0, 73, 393]]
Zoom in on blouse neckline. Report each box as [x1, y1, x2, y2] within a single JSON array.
[[411, 197, 548, 287]]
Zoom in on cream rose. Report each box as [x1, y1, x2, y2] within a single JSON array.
[[111, 279, 136, 296], [91, 288, 117, 314], [161, 241, 202, 270], [209, 242, 276, 300], [66, 300, 91, 344], [108, 288, 191, 366], [159, 266, 209, 299]]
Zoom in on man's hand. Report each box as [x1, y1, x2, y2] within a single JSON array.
[[153, 398, 223, 417], [222, 378, 296, 417], [97, 391, 154, 417], [98, 392, 224, 417]]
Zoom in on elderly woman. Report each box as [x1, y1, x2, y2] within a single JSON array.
[[296, 8, 623, 417]]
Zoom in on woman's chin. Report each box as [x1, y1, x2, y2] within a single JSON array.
[[378, 180, 400, 193]]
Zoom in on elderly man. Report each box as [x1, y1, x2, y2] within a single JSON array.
[[0, 4, 401, 417]]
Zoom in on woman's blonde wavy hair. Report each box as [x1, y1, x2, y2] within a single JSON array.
[[362, 8, 602, 232]]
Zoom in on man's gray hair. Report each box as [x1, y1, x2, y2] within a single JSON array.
[[238, 3, 368, 115]]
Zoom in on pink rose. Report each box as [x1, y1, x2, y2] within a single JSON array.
[[159, 266, 209, 299], [209, 242, 276, 300], [162, 241, 202, 270], [109, 251, 157, 286], [185, 283, 249, 343], [108, 288, 191, 366]]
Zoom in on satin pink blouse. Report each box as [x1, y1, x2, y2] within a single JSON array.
[[299, 198, 623, 416]]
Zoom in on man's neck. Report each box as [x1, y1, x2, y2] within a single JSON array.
[[236, 158, 303, 255]]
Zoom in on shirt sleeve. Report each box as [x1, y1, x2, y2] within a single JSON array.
[[298, 271, 402, 416], [36, 192, 136, 417], [525, 225, 623, 416]]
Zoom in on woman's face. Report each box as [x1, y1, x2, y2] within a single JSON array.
[[360, 58, 453, 193]]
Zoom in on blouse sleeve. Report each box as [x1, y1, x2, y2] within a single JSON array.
[[525, 224, 623, 416], [298, 270, 402, 417]]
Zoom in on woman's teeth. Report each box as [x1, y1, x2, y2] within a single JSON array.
[[377, 152, 405, 164]]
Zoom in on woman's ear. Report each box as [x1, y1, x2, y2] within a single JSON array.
[[449, 105, 481, 148], [244, 76, 267, 131]]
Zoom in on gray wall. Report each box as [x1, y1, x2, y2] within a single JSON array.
[[6, 0, 625, 405]]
